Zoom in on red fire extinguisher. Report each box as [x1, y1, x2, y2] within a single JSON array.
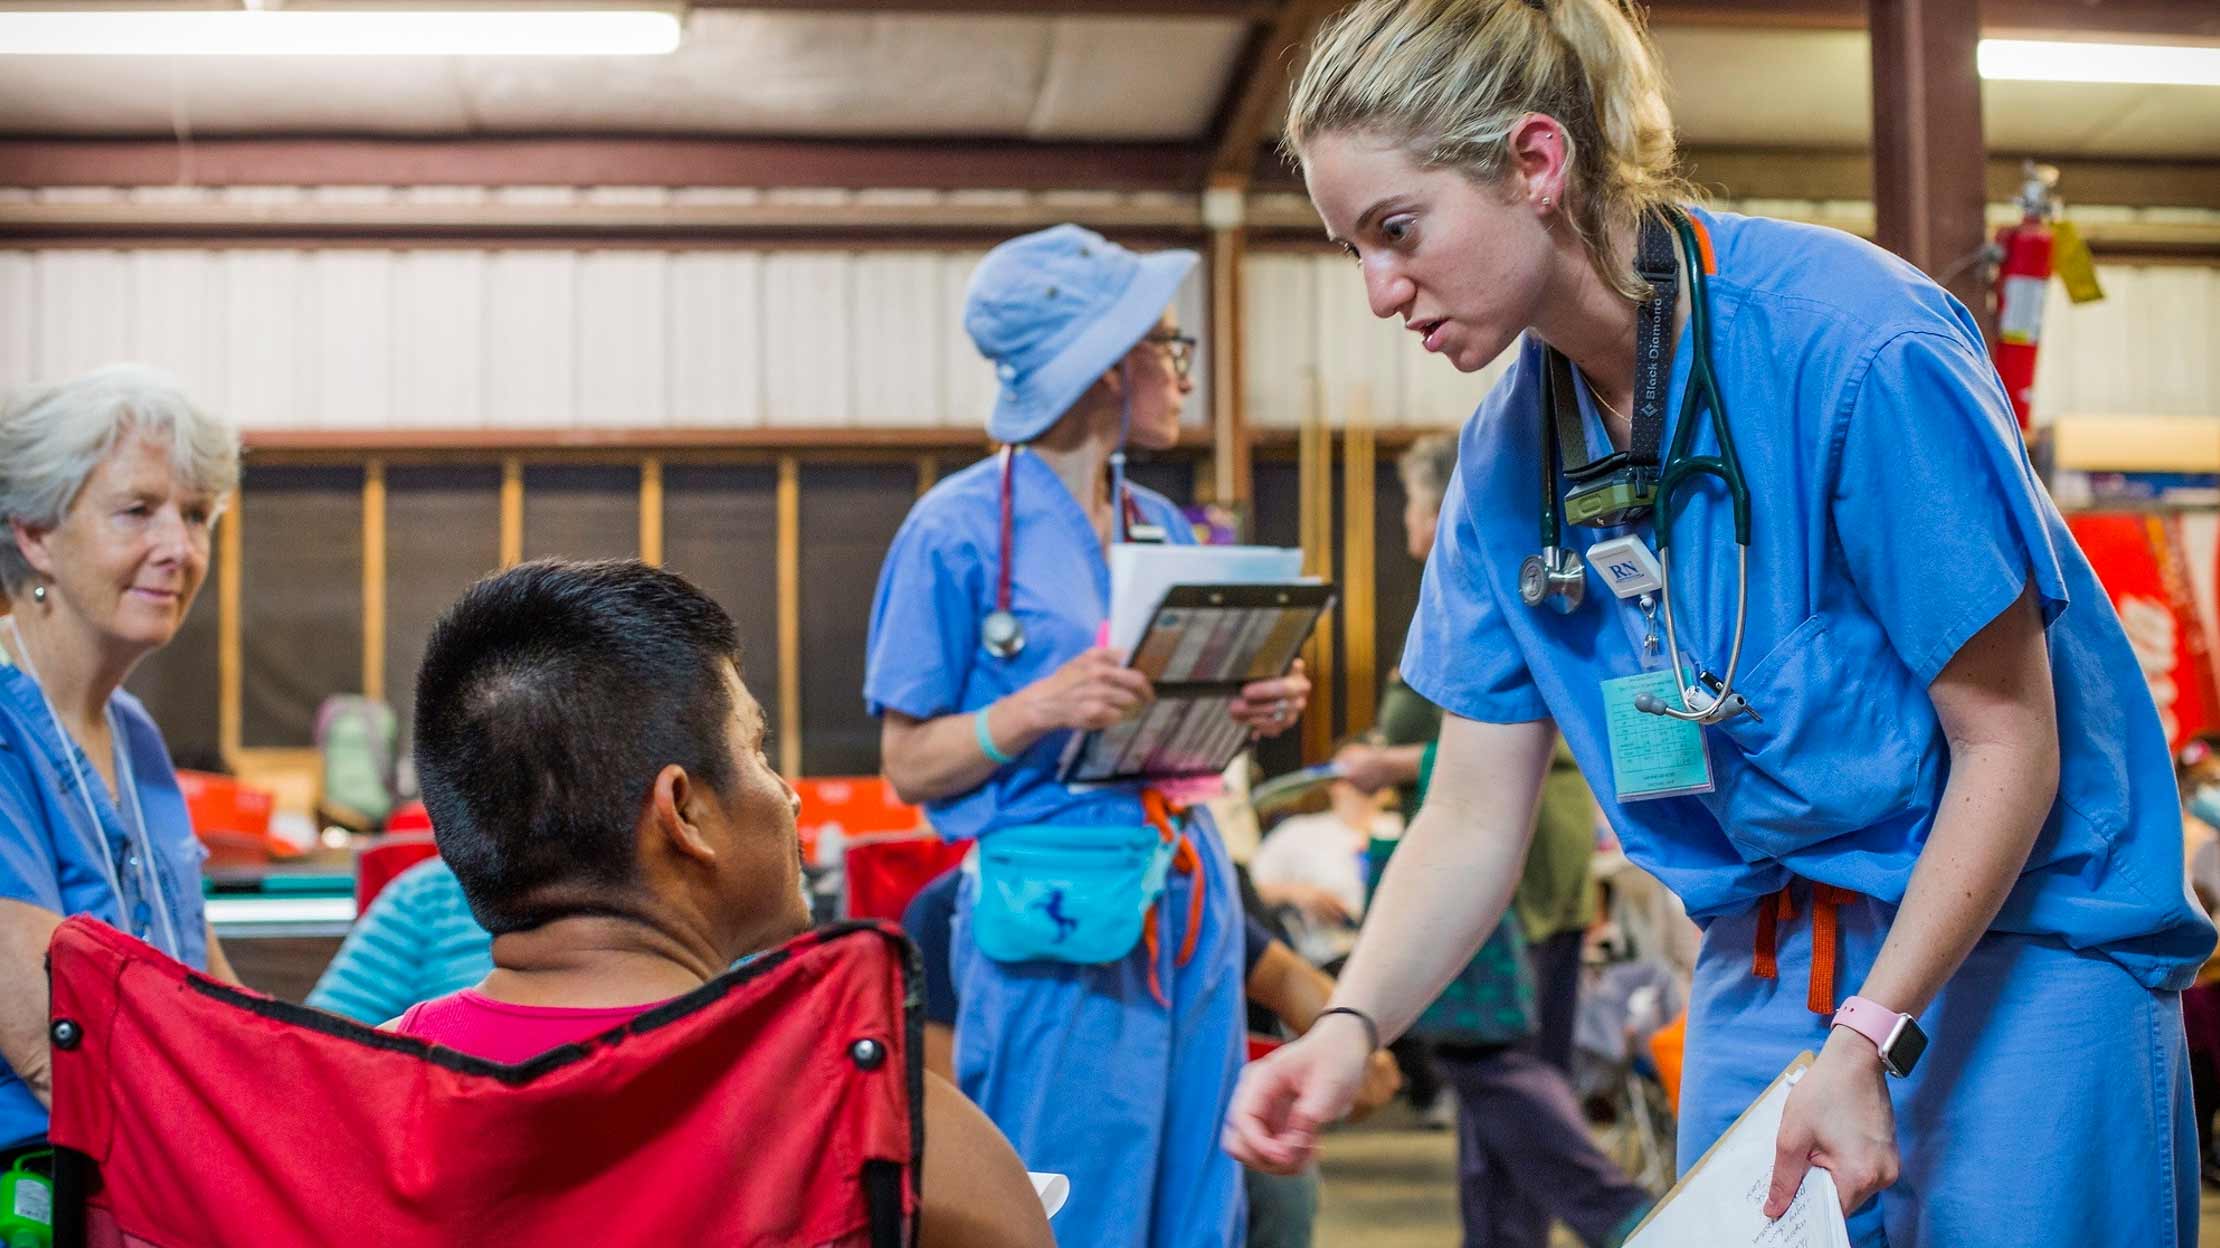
[[1990, 163, 2057, 433]]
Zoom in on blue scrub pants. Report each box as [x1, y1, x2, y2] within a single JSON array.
[[952, 810, 1247, 1248], [1680, 885, 2196, 1247]]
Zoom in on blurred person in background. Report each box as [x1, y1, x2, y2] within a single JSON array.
[[1249, 778, 1393, 967]]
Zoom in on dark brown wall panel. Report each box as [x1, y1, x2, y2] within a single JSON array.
[[240, 465, 364, 748], [797, 464, 913, 777], [1124, 453, 1196, 511], [1248, 459, 1303, 778], [662, 464, 783, 735], [385, 465, 502, 745], [123, 562, 221, 769], [521, 464, 640, 565]]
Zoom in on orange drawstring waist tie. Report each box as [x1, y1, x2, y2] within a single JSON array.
[[1140, 790, 1204, 1008], [1751, 882, 1860, 1015]]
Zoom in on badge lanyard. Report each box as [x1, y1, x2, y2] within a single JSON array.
[[3, 617, 181, 957]]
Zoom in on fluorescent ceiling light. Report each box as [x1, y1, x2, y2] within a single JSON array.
[[1978, 38, 2220, 87], [0, 9, 682, 56]]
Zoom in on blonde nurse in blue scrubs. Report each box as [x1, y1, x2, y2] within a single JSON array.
[[1222, 3, 2214, 1245]]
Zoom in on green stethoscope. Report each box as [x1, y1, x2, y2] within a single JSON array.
[[1519, 209, 1755, 726]]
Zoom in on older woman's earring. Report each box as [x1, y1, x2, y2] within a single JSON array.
[[1541, 195, 1553, 209], [30, 584, 46, 603]]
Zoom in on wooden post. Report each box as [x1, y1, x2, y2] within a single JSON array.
[[1298, 376, 1335, 762], [498, 457, 524, 569], [639, 455, 664, 566], [218, 488, 243, 765], [1340, 390, 1376, 736], [1209, 213, 1252, 516], [776, 455, 803, 779], [362, 459, 386, 702]]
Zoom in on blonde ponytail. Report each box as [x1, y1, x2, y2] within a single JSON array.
[[1286, 0, 1696, 302]]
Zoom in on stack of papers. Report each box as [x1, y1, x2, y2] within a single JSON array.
[[1059, 544, 1330, 786], [1105, 544, 1305, 654], [1626, 1056, 1853, 1248]]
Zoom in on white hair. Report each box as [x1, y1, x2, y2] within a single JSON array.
[[1398, 431, 1460, 513], [0, 364, 240, 594]]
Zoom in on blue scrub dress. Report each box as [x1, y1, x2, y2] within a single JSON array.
[[0, 658, 211, 1149], [1399, 207, 2214, 1246], [864, 448, 1247, 1248]]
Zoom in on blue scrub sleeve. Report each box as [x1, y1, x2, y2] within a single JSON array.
[[863, 513, 983, 721], [1830, 329, 2071, 686], [0, 741, 65, 913], [1397, 457, 1549, 724]]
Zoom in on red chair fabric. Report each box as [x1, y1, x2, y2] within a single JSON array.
[[353, 835, 440, 914], [44, 916, 921, 1248], [844, 836, 971, 923]]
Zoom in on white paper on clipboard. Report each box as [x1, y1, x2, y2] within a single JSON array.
[[1625, 1054, 1853, 1248], [1106, 544, 1305, 655]]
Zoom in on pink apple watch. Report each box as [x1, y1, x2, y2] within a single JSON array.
[[1832, 995, 1928, 1078]]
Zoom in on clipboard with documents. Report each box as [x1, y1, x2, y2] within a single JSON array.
[[1058, 580, 1335, 786], [1624, 1053, 1853, 1248]]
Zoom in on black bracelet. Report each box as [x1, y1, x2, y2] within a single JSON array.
[[1315, 1006, 1380, 1053]]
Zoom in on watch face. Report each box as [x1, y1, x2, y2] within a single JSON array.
[[1883, 1016, 1929, 1077]]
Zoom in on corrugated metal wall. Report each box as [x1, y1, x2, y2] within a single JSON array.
[[5, 242, 2211, 430], [0, 246, 1209, 429]]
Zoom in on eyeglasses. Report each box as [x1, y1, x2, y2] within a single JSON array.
[[1144, 331, 1199, 380]]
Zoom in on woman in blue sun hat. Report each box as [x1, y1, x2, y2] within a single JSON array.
[[864, 224, 1310, 1247]]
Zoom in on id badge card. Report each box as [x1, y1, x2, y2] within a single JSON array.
[[1601, 669, 1714, 801]]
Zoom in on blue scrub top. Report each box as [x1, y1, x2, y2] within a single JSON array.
[[1401, 206, 2214, 992], [0, 657, 210, 1147], [864, 447, 1193, 843]]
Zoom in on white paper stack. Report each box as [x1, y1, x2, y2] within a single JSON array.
[[1105, 543, 1305, 655], [1626, 1059, 1854, 1248]]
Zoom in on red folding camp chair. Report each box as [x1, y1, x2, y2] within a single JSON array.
[[43, 915, 922, 1248]]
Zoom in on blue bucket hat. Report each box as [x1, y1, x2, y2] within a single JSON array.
[[963, 224, 1199, 445]]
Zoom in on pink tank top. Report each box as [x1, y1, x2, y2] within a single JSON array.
[[393, 990, 660, 1063]]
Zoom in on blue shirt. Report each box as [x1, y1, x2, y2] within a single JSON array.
[[1401, 206, 2214, 991], [0, 659, 209, 1147], [306, 858, 493, 1025], [863, 448, 1192, 843]]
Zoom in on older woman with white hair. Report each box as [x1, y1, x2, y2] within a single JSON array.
[[0, 364, 241, 1158]]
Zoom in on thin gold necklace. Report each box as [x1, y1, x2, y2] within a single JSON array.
[[1581, 370, 1631, 434]]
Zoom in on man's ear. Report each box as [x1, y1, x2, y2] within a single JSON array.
[[646, 763, 718, 866]]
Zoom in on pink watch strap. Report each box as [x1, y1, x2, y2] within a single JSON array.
[[1831, 994, 1905, 1054]]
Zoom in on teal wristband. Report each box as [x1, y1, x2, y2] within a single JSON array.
[[975, 705, 1016, 766]]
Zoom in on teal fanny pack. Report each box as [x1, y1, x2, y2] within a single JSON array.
[[971, 822, 1174, 965]]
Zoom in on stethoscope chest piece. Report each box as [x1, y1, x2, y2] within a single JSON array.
[[1519, 547, 1586, 614], [982, 609, 1026, 659]]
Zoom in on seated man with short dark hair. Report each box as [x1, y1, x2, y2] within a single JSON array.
[[395, 558, 1050, 1248]]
